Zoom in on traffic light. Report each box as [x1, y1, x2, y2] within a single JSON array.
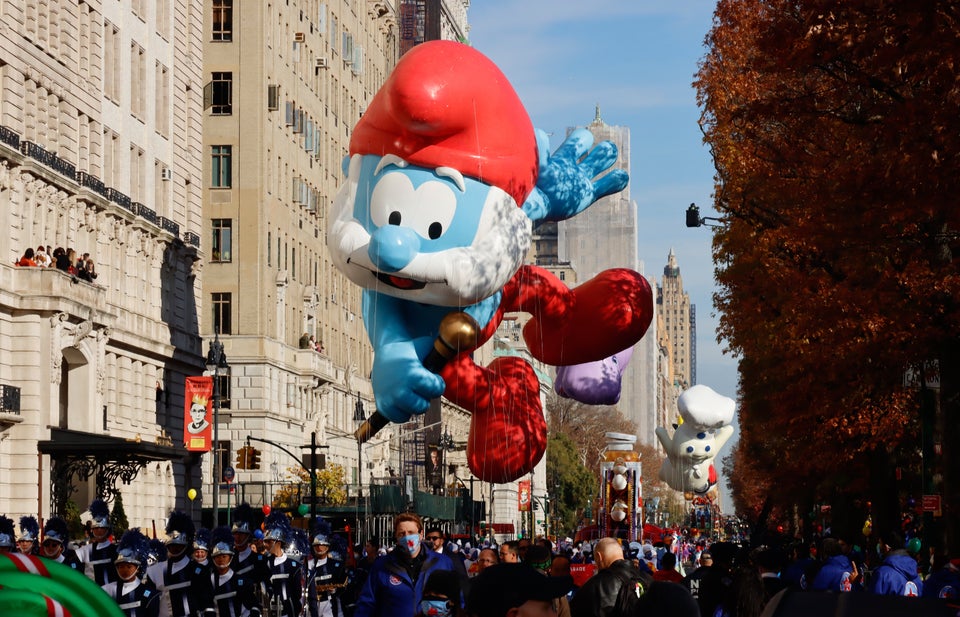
[[249, 448, 261, 470], [236, 446, 249, 470]]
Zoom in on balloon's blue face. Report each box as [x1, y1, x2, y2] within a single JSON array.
[[328, 154, 532, 307], [352, 155, 491, 255]]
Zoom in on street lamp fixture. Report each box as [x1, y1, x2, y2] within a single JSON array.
[[686, 203, 724, 228], [205, 334, 229, 525]]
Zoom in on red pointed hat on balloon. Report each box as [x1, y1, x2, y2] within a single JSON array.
[[329, 40, 653, 483]]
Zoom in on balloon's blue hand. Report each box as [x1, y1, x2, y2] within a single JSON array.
[[371, 341, 446, 423], [523, 128, 629, 223]]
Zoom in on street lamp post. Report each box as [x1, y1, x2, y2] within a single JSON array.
[[353, 392, 366, 499], [205, 334, 229, 526]]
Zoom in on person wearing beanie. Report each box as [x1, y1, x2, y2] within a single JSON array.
[[76, 498, 118, 586], [524, 544, 572, 617], [867, 530, 923, 596]]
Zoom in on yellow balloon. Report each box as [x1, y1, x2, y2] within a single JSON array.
[[187, 488, 197, 501]]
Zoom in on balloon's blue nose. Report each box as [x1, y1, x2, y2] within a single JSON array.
[[368, 225, 421, 272]]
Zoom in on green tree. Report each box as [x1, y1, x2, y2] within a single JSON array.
[[546, 433, 597, 537], [110, 493, 129, 535], [62, 500, 85, 541], [273, 463, 348, 508]]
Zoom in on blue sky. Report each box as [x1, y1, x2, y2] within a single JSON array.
[[467, 1, 740, 506]]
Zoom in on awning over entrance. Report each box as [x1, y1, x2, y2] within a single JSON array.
[[38, 427, 189, 513]]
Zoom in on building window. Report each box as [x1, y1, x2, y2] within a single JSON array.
[[211, 145, 232, 188], [212, 219, 232, 262], [212, 0, 233, 42], [212, 292, 232, 334], [210, 71, 232, 114]]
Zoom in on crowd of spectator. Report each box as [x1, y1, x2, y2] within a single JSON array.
[[299, 332, 326, 353], [15, 245, 98, 282]]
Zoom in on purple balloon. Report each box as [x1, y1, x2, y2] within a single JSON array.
[[554, 347, 634, 405]]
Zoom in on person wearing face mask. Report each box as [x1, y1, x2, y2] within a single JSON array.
[[355, 512, 455, 617], [415, 570, 463, 617]]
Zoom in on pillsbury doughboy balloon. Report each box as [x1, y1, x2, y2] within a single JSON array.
[[656, 385, 736, 494], [328, 41, 653, 482]]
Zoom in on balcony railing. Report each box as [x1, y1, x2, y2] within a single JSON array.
[[107, 187, 132, 211], [76, 171, 110, 199], [160, 217, 180, 237], [0, 125, 20, 150], [184, 231, 200, 248], [20, 141, 76, 179], [132, 202, 158, 225]]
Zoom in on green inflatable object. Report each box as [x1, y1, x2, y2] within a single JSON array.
[[0, 553, 124, 617]]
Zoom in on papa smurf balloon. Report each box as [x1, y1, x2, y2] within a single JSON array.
[[328, 41, 653, 482]]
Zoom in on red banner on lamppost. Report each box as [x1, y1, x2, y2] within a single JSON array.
[[184, 376, 214, 452], [518, 480, 531, 512]]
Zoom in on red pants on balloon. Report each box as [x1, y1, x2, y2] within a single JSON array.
[[441, 265, 653, 482]]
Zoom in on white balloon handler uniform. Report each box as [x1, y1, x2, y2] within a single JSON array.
[[655, 385, 736, 495]]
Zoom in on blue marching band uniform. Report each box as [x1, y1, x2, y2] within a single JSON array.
[[2, 501, 358, 617]]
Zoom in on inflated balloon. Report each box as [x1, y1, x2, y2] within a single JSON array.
[[298, 504, 310, 516], [328, 40, 653, 483], [555, 346, 634, 405], [0, 553, 125, 617], [262, 505, 271, 516], [656, 385, 735, 494], [187, 488, 197, 501], [253, 529, 264, 540]]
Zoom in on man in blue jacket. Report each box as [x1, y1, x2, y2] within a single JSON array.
[[355, 512, 454, 617], [812, 537, 860, 592], [867, 531, 922, 597]]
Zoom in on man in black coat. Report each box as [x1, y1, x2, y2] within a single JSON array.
[[569, 538, 652, 617]]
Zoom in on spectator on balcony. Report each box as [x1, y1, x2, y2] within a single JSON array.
[[66, 249, 79, 275], [53, 247, 70, 272], [34, 245, 52, 267], [300, 332, 312, 349], [17, 247, 37, 266], [78, 258, 98, 282]]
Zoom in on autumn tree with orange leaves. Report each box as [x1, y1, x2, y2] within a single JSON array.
[[697, 1, 960, 549]]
